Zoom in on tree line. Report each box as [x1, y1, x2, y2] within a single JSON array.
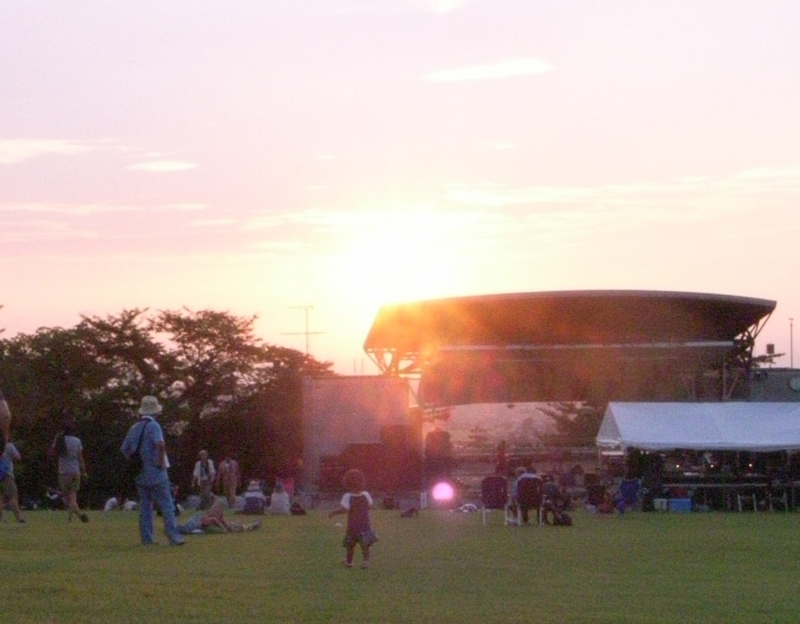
[[0, 308, 334, 508]]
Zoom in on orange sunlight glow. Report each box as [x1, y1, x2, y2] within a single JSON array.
[[324, 204, 466, 312]]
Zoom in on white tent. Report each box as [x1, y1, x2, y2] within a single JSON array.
[[596, 402, 800, 452]]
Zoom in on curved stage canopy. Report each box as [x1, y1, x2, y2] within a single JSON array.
[[363, 291, 776, 407]]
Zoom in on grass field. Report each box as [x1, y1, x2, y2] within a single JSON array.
[[3, 507, 800, 623]]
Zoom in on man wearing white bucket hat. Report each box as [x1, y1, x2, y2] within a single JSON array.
[[120, 395, 184, 546]]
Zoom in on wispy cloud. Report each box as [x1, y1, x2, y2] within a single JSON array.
[[296, 0, 467, 17], [0, 202, 140, 216], [424, 58, 553, 82], [0, 219, 94, 244], [0, 139, 94, 164], [0, 202, 206, 216], [484, 142, 515, 151], [253, 240, 307, 252], [191, 218, 238, 227], [161, 203, 206, 212], [126, 160, 199, 172], [242, 209, 339, 232], [411, 0, 467, 14], [442, 165, 800, 210], [434, 165, 800, 246]]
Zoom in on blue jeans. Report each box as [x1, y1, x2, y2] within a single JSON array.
[[177, 512, 202, 535], [136, 473, 182, 545]]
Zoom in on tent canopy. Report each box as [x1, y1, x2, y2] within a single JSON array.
[[597, 402, 800, 452]]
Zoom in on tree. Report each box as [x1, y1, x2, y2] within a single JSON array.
[[146, 309, 333, 488], [0, 308, 335, 507], [538, 402, 602, 447], [0, 310, 171, 506]]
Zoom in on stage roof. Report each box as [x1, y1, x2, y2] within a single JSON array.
[[363, 290, 776, 406], [365, 290, 775, 356]]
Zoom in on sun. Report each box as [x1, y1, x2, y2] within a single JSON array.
[[325, 203, 465, 311]]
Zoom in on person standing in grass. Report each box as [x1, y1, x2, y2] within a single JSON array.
[[1, 430, 26, 523], [216, 454, 240, 508], [192, 449, 216, 509], [0, 387, 11, 443], [328, 468, 378, 569], [121, 395, 184, 546], [56, 420, 89, 523]]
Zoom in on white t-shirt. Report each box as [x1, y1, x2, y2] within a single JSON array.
[[340, 491, 373, 509], [57, 435, 82, 476], [193, 459, 216, 482]]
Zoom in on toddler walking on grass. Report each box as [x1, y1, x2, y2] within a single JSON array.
[[328, 468, 378, 569]]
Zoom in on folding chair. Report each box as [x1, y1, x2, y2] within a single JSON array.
[[768, 485, 789, 512], [736, 488, 757, 512], [516, 476, 544, 525], [480, 475, 509, 526], [616, 478, 642, 513], [586, 484, 606, 508]]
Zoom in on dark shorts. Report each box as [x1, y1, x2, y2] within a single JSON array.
[[343, 528, 378, 548], [2, 475, 18, 499]]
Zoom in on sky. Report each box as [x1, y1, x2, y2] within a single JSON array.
[[2, 1, 800, 374]]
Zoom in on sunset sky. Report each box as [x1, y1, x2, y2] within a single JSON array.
[[3, 1, 800, 374]]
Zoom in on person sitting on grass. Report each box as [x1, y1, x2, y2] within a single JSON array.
[[240, 479, 268, 514], [178, 496, 261, 535], [268, 481, 291, 515], [103, 495, 138, 513]]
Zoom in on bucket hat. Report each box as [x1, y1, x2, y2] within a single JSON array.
[[138, 395, 163, 416]]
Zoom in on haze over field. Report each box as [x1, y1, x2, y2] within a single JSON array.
[[3, 1, 800, 373]]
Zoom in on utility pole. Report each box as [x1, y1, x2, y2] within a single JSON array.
[[282, 306, 325, 356], [791, 317, 794, 369]]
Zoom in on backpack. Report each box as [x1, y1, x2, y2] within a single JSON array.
[[553, 510, 573, 526], [290, 501, 307, 516]]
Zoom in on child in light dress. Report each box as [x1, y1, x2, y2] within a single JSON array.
[[328, 468, 378, 569]]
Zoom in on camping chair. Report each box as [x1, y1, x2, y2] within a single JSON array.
[[736, 487, 757, 512], [541, 480, 572, 524], [516, 476, 545, 525], [586, 484, 606, 508], [768, 482, 789, 512], [480, 475, 509, 526], [616, 478, 642, 513], [769, 489, 789, 512]]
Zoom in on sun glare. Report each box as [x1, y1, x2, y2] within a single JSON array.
[[432, 481, 455, 501], [325, 204, 464, 311]]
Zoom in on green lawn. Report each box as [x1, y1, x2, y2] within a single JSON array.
[[3, 507, 800, 623]]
